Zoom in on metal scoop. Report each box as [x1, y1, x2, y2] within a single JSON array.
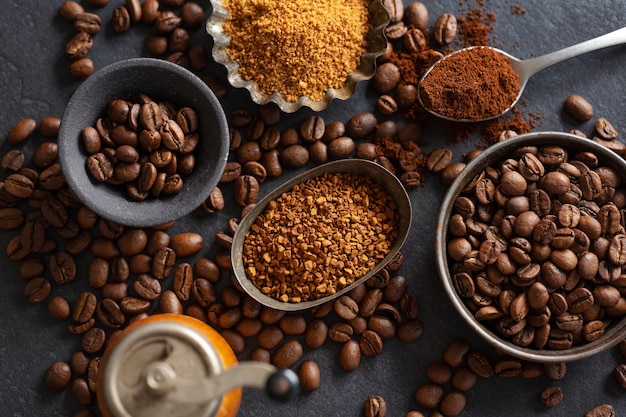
[[418, 26, 626, 122]]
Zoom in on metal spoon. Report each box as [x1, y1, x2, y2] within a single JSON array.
[[418, 26, 626, 122]]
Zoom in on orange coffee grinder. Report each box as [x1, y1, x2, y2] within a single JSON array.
[[97, 314, 298, 417]]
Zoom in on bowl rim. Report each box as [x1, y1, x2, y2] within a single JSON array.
[[231, 158, 412, 311], [205, 0, 390, 113], [435, 131, 626, 362], [58, 57, 229, 228]]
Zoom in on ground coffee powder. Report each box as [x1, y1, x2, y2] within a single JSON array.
[[418, 46, 520, 121]]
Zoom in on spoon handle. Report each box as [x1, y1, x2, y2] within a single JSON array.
[[515, 26, 626, 79]]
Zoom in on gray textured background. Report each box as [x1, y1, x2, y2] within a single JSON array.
[[1, 1, 626, 416]]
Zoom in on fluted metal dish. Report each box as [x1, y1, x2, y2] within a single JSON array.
[[231, 159, 412, 311], [206, 0, 390, 113]]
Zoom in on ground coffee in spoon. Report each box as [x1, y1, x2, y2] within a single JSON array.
[[418, 46, 520, 121]]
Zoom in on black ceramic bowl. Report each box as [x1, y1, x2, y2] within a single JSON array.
[[58, 58, 229, 227], [436, 132, 626, 363]]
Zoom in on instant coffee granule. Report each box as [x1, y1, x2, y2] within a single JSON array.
[[222, 0, 370, 102], [242, 172, 399, 303]]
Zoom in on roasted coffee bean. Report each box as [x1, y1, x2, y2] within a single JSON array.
[[564, 94, 594, 121], [397, 319, 424, 342], [159, 290, 183, 314], [256, 325, 283, 350], [69, 351, 90, 376], [71, 378, 94, 406], [173, 263, 193, 301], [170, 232, 203, 257], [371, 63, 401, 94], [280, 145, 309, 169], [82, 327, 106, 354], [305, 319, 328, 349], [328, 322, 354, 343], [364, 395, 387, 417], [2, 149, 25, 173], [111, 6, 131, 33], [271, 339, 303, 369], [538, 385, 563, 407], [298, 360, 321, 392], [414, 383, 444, 409], [50, 251, 77, 284], [96, 298, 125, 328], [48, 295, 71, 320], [433, 13, 457, 44], [45, 361, 72, 391], [425, 361, 452, 385], [427, 148, 454, 172], [65, 31, 93, 59], [74, 12, 102, 34], [359, 329, 383, 356], [584, 404, 616, 417], [152, 247, 176, 279], [339, 339, 361, 371], [440, 391, 467, 417], [191, 278, 217, 309], [233, 175, 259, 206], [466, 351, 493, 378]]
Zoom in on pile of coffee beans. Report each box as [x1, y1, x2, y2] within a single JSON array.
[[3, 114, 425, 414], [10, 1, 626, 416], [83, 96, 199, 200], [59, 0, 207, 79], [447, 141, 626, 350]]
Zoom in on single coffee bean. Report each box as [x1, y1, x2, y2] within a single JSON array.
[[439, 390, 467, 417], [170, 232, 203, 257], [48, 295, 71, 320], [82, 327, 106, 354], [584, 404, 615, 417], [414, 383, 444, 409], [359, 329, 383, 356], [298, 360, 321, 392], [334, 295, 359, 320], [433, 13, 457, 44], [404, 2, 429, 29], [364, 395, 387, 417], [339, 339, 361, 371], [74, 12, 102, 34], [271, 339, 303, 369], [45, 361, 72, 391]]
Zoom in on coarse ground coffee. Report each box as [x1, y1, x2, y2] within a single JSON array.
[[222, 0, 370, 102]]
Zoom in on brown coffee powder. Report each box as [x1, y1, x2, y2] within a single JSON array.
[[222, 0, 370, 102], [242, 172, 398, 303], [418, 46, 520, 121]]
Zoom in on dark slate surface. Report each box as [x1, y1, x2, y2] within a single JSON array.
[[1, 1, 625, 416]]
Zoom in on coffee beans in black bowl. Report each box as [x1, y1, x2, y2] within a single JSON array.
[[436, 131, 626, 363], [58, 58, 229, 227]]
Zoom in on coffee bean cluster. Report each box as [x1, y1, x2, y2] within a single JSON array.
[[3, 116, 425, 413], [204, 104, 428, 215], [83, 96, 199, 200], [410, 338, 573, 415], [59, 0, 208, 80]]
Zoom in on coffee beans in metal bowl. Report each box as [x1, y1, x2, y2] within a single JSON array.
[[436, 131, 626, 362]]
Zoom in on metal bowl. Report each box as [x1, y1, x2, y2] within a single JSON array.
[[231, 159, 412, 311], [435, 131, 626, 363], [205, 0, 390, 113], [58, 58, 229, 228]]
